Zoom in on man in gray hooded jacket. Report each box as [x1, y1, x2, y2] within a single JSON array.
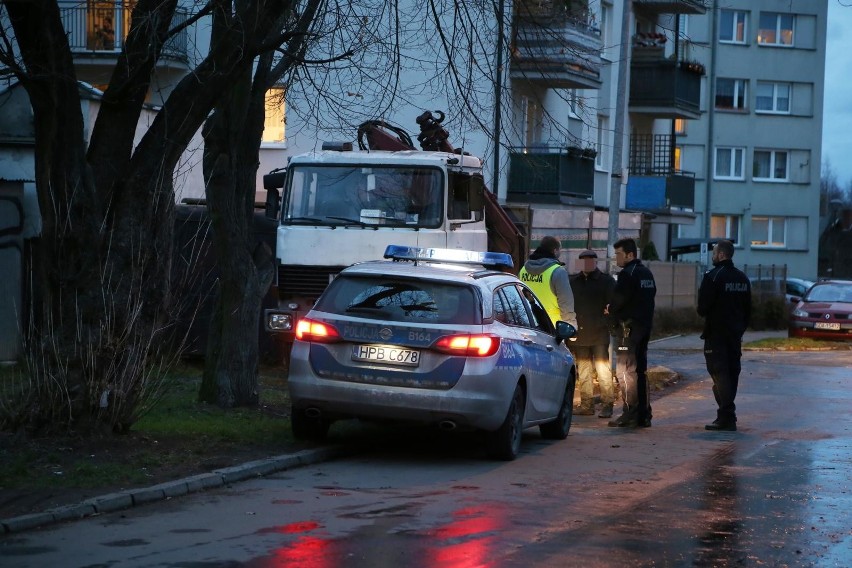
[[518, 236, 577, 329]]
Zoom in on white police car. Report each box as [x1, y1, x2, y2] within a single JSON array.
[[287, 245, 577, 460]]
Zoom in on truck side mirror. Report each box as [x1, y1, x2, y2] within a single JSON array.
[[265, 187, 280, 219]]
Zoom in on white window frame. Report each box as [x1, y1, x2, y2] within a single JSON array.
[[714, 147, 746, 180], [757, 12, 795, 47], [752, 149, 789, 182], [755, 82, 791, 114], [750, 216, 786, 248], [261, 87, 286, 145], [719, 9, 747, 44], [596, 116, 608, 168], [715, 78, 748, 110], [710, 214, 740, 245]]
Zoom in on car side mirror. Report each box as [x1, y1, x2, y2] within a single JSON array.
[[555, 321, 576, 341], [789, 295, 800, 303]]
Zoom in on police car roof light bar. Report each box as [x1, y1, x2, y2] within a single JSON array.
[[384, 245, 513, 269]]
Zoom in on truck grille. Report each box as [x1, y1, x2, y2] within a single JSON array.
[[278, 265, 343, 299]]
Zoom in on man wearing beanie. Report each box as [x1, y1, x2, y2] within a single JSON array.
[[519, 236, 577, 329], [569, 250, 617, 417]]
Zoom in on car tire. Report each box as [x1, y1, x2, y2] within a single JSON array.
[[539, 367, 576, 440], [485, 384, 525, 461], [291, 407, 330, 441]]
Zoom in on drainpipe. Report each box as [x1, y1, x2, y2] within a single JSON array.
[[704, 0, 718, 241], [492, 0, 505, 196]]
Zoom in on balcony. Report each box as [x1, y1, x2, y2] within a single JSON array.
[[627, 133, 694, 212], [506, 147, 595, 205], [511, 1, 603, 89], [629, 57, 702, 119], [633, 0, 708, 15], [58, 2, 189, 64]]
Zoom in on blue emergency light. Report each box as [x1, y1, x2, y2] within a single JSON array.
[[383, 245, 513, 269]]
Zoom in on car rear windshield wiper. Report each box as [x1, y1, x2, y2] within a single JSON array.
[[345, 305, 392, 316], [284, 216, 325, 224]]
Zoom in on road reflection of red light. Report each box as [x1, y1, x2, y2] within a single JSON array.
[[429, 505, 504, 568], [261, 521, 334, 568]]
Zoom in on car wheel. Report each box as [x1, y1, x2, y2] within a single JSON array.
[[485, 384, 525, 461], [539, 367, 576, 440], [291, 407, 330, 441]]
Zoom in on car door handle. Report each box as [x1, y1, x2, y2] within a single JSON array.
[[521, 334, 533, 345], [546, 345, 554, 351]]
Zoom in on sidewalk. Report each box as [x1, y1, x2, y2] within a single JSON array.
[[649, 330, 787, 350]]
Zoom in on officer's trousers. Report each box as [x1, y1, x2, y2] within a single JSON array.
[[703, 334, 743, 424], [615, 325, 651, 422]]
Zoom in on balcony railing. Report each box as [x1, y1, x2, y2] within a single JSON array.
[[58, 2, 188, 62], [633, 0, 708, 15], [507, 147, 595, 204], [629, 59, 701, 119], [511, 5, 603, 90], [626, 172, 695, 211]]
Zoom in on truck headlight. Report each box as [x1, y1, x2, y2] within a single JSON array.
[[267, 312, 294, 331]]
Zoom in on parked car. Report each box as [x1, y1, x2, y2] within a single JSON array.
[[287, 245, 577, 460], [784, 277, 815, 305], [788, 280, 852, 340]]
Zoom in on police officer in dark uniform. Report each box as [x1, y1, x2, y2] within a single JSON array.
[[607, 238, 656, 428], [697, 239, 751, 431]]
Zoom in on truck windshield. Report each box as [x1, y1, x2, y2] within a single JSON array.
[[283, 165, 443, 229]]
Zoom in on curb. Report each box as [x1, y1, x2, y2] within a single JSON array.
[[1, 445, 353, 535]]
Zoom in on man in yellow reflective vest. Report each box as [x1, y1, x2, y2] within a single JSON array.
[[519, 236, 577, 330]]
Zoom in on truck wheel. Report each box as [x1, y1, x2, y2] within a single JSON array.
[[539, 367, 576, 440], [485, 384, 525, 461], [291, 407, 330, 441]]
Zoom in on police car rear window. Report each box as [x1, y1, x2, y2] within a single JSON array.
[[316, 276, 481, 324]]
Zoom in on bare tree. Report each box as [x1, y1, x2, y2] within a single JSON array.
[[0, 0, 309, 433]]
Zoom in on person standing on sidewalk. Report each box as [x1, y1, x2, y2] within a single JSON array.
[[569, 250, 617, 418], [697, 239, 751, 431], [519, 236, 577, 329], [607, 238, 656, 428]]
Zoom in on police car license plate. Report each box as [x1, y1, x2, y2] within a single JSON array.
[[814, 322, 840, 331], [352, 344, 421, 367]]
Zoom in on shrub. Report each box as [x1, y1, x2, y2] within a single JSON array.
[[750, 297, 788, 330], [653, 306, 704, 337]]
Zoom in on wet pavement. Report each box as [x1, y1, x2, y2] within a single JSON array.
[[1, 338, 850, 567]]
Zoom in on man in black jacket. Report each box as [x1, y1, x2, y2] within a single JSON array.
[[569, 250, 617, 418], [697, 239, 751, 431], [607, 238, 656, 428]]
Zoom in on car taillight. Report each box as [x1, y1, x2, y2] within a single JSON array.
[[295, 318, 341, 343], [433, 334, 500, 357]]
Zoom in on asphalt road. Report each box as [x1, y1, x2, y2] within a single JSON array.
[[1, 344, 850, 567]]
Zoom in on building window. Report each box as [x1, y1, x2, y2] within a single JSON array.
[[714, 147, 745, 180], [674, 119, 686, 135], [751, 216, 786, 247], [522, 96, 542, 148], [753, 150, 788, 181], [719, 9, 747, 44], [711, 214, 740, 245], [262, 87, 286, 144], [674, 146, 682, 171], [715, 78, 747, 110], [567, 89, 579, 118], [755, 82, 790, 113], [757, 12, 794, 46]]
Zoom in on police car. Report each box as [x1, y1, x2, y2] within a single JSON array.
[[287, 245, 577, 460]]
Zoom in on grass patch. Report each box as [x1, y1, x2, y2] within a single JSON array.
[[745, 337, 852, 350], [0, 364, 297, 493]]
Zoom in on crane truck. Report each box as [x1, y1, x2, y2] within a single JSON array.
[[262, 111, 526, 359]]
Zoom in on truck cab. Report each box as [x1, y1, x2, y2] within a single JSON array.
[[264, 147, 491, 343]]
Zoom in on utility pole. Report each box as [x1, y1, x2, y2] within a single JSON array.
[[607, 0, 633, 263]]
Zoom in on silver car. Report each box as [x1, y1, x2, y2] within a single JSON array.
[[287, 245, 577, 460]]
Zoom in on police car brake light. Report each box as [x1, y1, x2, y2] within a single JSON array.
[[433, 334, 500, 357], [295, 318, 341, 343], [383, 245, 513, 269]]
